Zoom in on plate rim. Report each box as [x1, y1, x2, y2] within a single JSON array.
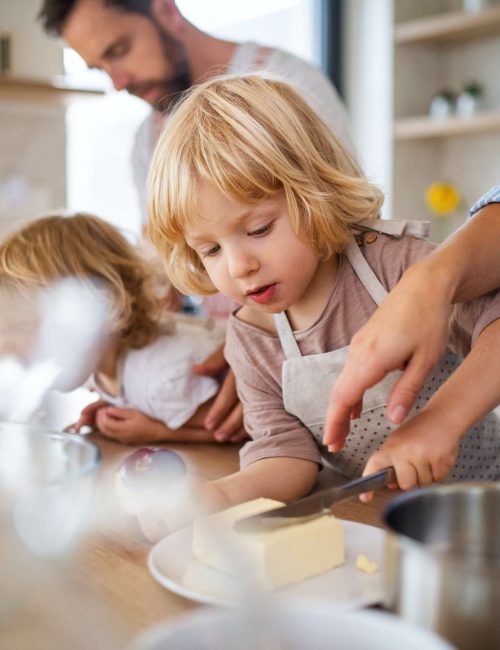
[[132, 603, 457, 650]]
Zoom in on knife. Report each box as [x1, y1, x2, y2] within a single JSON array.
[[234, 466, 396, 533]]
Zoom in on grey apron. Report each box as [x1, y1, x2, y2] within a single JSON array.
[[275, 220, 500, 480]]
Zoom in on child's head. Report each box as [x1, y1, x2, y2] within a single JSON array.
[[0, 213, 161, 352], [148, 74, 383, 297]]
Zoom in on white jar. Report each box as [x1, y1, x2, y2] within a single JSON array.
[[456, 92, 481, 116], [429, 94, 454, 119]]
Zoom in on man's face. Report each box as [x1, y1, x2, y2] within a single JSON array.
[[63, 0, 190, 108]]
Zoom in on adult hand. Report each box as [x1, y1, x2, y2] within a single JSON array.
[[324, 261, 452, 452], [193, 346, 247, 443]]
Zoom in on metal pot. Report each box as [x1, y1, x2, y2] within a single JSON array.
[[382, 482, 500, 650]]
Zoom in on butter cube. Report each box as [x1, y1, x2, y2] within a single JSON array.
[[192, 498, 344, 590]]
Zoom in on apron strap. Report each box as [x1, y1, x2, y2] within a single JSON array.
[[275, 218, 422, 356], [357, 218, 430, 239], [274, 312, 302, 359], [345, 239, 388, 306]]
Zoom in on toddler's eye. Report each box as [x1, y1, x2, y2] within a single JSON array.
[[202, 244, 220, 258], [249, 223, 272, 237]]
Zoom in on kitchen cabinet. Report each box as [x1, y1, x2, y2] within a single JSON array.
[[392, 1, 500, 240], [0, 76, 147, 237], [0, 77, 100, 237]]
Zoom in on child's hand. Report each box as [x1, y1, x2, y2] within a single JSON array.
[[136, 478, 230, 542], [67, 398, 110, 433], [193, 346, 247, 443], [96, 407, 165, 444], [360, 409, 461, 501]]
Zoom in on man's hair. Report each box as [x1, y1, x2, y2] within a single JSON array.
[[39, 0, 153, 37], [148, 74, 384, 296], [0, 213, 162, 351]]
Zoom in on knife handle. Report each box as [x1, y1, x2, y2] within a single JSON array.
[[337, 466, 396, 500]]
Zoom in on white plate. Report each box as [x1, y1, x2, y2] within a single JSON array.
[[148, 520, 385, 608], [132, 604, 456, 650]]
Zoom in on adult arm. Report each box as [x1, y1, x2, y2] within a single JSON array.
[[360, 317, 500, 496], [324, 203, 500, 452]]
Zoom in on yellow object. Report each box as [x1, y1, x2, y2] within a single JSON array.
[[425, 182, 461, 216], [356, 554, 378, 574], [192, 498, 345, 590]]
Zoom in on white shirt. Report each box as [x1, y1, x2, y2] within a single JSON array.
[[90, 317, 225, 429]]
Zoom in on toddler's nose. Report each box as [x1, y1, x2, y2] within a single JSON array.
[[227, 249, 259, 279]]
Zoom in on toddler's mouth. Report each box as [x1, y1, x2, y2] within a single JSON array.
[[246, 284, 276, 304], [248, 285, 270, 295]]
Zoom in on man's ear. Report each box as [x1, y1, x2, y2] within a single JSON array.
[[153, 0, 184, 35]]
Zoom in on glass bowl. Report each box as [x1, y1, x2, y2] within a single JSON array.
[[0, 422, 101, 558]]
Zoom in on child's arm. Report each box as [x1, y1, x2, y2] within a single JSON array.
[[207, 456, 320, 509], [138, 456, 320, 541], [94, 399, 243, 445], [360, 317, 500, 497]]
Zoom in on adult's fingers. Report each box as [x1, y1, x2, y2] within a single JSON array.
[[386, 353, 437, 424], [324, 359, 389, 449]]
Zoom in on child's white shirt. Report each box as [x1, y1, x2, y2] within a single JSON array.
[[89, 317, 226, 429]]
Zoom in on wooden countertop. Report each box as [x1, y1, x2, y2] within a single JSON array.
[[0, 435, 397, 648]]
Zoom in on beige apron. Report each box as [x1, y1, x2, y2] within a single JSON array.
[[275, 220, 500, 480]]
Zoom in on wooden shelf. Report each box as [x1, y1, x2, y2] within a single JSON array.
[[0, 75, 105, 105], [395, 7, 500, 45], [394, 111, 500, 140]]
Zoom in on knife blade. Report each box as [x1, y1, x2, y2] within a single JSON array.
[[234, 466, 396, 533]]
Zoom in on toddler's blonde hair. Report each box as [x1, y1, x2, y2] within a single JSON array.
[[148, 74, 384, 295], [0, 214, 161, 352]]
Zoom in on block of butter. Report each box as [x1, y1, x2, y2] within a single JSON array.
[[192, 498, 344, 590]]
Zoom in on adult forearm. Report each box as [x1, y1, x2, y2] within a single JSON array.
[[424, 318, 500, 436], [418, 204, 500, 304]]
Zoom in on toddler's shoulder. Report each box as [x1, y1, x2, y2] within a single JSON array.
[[360, 231, 437, 291]]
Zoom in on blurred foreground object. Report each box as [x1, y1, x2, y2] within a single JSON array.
[[0, 278, 108, 422]]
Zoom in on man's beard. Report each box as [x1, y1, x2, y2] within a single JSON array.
[[126, 29, 191, 111]]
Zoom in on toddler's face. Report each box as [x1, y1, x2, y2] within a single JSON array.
[[185, 183, 323, 315]]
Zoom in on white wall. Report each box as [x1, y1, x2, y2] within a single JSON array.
[[343, 0, 394, 216], [178, 0, 320, 65], [0, 0, 63, 78]]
